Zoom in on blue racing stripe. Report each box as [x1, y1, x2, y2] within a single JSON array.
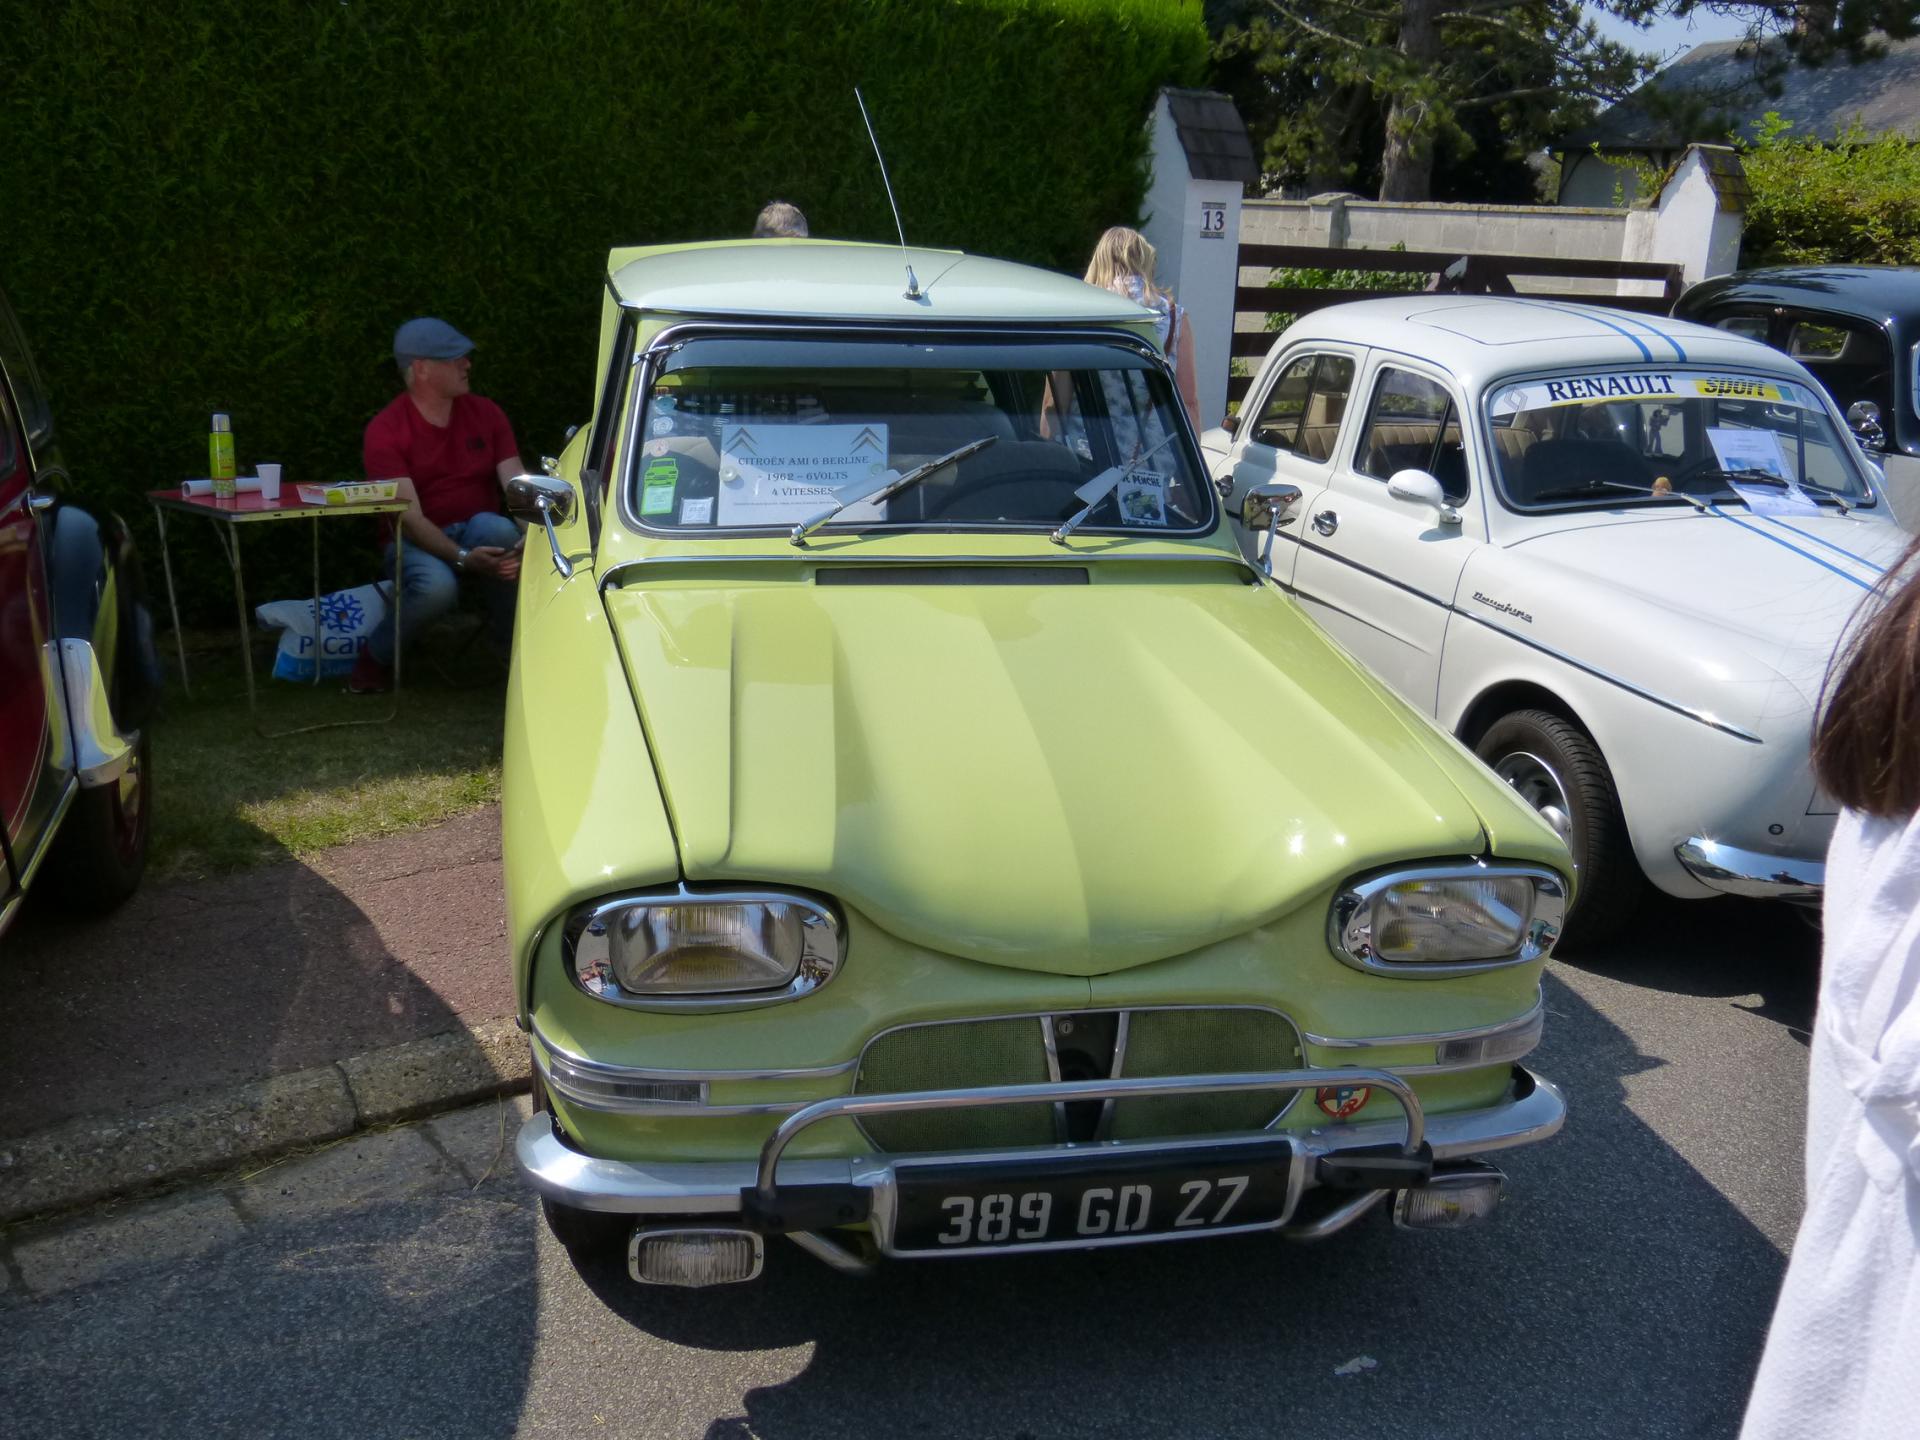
[[1551, 301, 1689, 363], [1502, 298, 1652, 360], [1707, 505, 1877, 591], [1766, 517, 1891, 575]]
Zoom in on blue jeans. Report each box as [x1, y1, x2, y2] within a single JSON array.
[[364, 512, 520, 667]]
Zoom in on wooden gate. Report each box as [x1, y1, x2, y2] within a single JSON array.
[[1228, 243, 1687, 407]]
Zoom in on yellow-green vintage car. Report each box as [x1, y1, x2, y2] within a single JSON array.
[[502, 240, 1573, 1287]]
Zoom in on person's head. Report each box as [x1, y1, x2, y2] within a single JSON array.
[[1084, 226, 1159, 295], [1815, 533, 1920, 817], [393, 316, 474, 399], [753, 201, 808, 239]]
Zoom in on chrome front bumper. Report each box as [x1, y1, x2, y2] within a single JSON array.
[[517, 1064, 1564, 1253], [1676, 838, 1824, 901]]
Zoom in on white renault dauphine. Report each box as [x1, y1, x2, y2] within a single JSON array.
[[1207, 296, 1909, 940]]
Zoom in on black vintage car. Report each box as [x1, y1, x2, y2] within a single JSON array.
[[0, 284, 161, 941], [1675, 265, 1920, 531]]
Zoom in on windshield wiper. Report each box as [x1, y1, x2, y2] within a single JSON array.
[[1793, 481, 1853, 513], [1050, 432, 1179, 545], [789, 436, 998, 546], [1695, 468, 1854, 513]]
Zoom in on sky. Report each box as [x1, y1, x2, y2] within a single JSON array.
[[1588, 5, 1755, 66]]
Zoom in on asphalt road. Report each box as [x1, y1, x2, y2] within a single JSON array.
[[0, 895, 1816, 1440]]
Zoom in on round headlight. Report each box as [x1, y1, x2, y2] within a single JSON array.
[[1330, 864, 1566, 977], [565, 890, 843, 1007]]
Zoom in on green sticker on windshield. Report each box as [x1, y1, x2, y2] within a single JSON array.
[[641, 458, 678, 515]]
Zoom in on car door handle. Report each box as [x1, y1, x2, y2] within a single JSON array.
[[1312, 509, 1339, 536], [27, 488, 56, 514]]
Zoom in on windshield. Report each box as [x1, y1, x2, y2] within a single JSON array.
[[624, 337, 1211, 537], [1486, 368, 1873, 513]]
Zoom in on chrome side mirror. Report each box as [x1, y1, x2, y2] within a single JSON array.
[[1241, 482, 1302, 576], [1221, 412, 1241, 436], [505, 473, 577, 580], [1847, 399, 1886, 451], [1387, 468, 1463, 526]]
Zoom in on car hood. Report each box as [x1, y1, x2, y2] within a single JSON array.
[[1500, 509, 1903, 702], [603, 567, 1495, 975]]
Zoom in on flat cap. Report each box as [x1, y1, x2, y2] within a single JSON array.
[[393, 316, 474, 365]]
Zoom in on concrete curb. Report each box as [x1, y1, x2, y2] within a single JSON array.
[[0, 1018, 529, 1226]]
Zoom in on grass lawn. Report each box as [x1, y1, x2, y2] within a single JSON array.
[[149, 623, 507, 881]]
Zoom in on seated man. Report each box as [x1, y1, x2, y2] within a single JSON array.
[[349, 317, 524, 693]]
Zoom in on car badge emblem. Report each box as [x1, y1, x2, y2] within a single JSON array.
[[1315, 1085, 1371, 1120]]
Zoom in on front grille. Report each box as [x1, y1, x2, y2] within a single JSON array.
[[852, 1007, 1303, 1153]]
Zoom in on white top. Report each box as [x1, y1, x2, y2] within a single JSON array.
[[1741, 806, 1920, 1438], [1273, 296, 1806, 399]]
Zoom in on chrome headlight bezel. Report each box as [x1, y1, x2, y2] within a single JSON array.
[[563, 886, 845, 1011], [1328, 861, 1567, 979]]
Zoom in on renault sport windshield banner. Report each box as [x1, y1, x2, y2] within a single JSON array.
[[1489, 372, 1816, 415]]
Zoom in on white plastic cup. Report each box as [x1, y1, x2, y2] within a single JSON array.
[[256, 463, 282, 502]]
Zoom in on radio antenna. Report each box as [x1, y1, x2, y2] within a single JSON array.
[[854, 87, 922, 301]]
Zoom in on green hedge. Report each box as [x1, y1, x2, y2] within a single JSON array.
[[1739, 114, 1920, 268], [1, 0, 1204, 619]]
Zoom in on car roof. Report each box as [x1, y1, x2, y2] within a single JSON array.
[[1276, 295, 1793, 388], [605, 240, 1149, 326], [1675, 265, 1920, 330]]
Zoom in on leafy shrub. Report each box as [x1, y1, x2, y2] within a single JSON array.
[[1739, 112, 1920, 267], [0, 0, 1204, 617], [1263, 245, 1427, 333]]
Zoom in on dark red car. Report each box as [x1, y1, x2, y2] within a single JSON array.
[[1, 284, 161, 940]]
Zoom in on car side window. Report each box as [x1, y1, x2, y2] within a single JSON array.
[[1250, 353, 1355, 462], [1712, 314, 1770, 342], [1249, 356, 1314, 450], [1356, 367, 1466, 501], [1784, 313, 1895, 419], [0, 383, 24, 492], [0, 299, 52, 452]]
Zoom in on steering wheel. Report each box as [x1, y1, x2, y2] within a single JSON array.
[[922, 476, 1075, 523]]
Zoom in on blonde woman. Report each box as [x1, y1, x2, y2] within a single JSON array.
[[1085, 226, 1200, 425]]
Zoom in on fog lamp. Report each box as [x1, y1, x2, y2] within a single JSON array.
[[1392, 1164, 1506, 1231], [629, 1228, 765, 1288]]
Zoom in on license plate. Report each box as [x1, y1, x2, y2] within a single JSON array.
[[889, 1139, 1295, 1254]]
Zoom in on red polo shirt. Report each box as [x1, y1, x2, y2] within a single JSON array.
[[363, 392, 518, 530]]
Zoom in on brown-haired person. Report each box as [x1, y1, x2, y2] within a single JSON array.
[[1741, 539, 1920, 1438]]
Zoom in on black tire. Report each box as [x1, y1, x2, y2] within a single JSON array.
[[42, 730, 151, 910], [1474, 708, 1643, 945], [530, 1064, 633, 1254]]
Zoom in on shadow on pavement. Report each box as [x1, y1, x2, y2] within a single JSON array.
[[1557, 892, 1820, 1046], [0, 805, 510, 1134]]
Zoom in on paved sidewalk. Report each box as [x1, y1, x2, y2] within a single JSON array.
[[0, 1092, 534, 1304], [0, 804, 515, 1137]]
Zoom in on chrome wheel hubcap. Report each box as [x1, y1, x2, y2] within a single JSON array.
[[1493, 750, 1575, 849]]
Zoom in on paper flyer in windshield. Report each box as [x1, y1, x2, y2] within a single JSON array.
[[1704, 426, 1821, 515], [1115, 472, 1169, 526], [716, 424, 890, 526]]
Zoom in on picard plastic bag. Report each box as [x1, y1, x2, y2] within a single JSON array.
[[254, 582, 390, 681]]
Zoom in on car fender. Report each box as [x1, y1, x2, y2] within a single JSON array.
[[1441, 553, 1820, 896], [46, 500, 162, 736], [502, 459, 680, 1027]]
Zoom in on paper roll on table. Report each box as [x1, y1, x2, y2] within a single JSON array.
[[182, 477, 266, 497]]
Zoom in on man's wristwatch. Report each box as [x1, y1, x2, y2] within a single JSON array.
[[454, 546, 470, 572]]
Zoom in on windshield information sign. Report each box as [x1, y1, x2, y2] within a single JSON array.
[[716, 424, 892, 526]]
